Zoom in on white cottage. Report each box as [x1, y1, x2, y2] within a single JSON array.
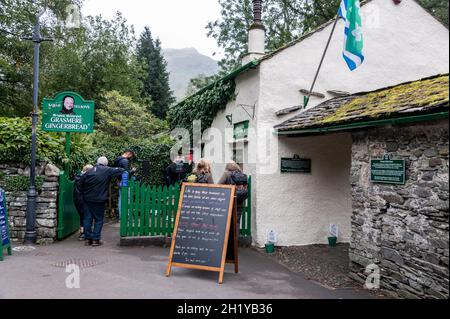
[[173, 0, 449, 248]]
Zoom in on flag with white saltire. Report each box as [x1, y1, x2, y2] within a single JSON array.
[[338, 0, 365, 71]]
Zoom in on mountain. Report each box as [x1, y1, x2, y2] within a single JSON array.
[[163, 48, 219, 101]]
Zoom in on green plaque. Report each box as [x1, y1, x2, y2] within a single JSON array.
[[371, 156, 406, 185], [234, 121, 249, 140], [42, 92, 94, 133], [281, 157, 311, 173]]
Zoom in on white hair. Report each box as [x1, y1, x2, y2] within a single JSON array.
[[97, 156, 108, 166]]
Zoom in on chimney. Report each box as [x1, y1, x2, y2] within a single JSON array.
[[242, 0, 266, 65]]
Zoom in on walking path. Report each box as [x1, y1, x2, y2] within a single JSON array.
[[0, 222, 375, 299]]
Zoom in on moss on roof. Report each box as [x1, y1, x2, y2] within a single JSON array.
[[318, 75, 449, 125], [275, 74, 449, 133]]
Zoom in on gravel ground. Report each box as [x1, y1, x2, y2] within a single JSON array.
[[257, 243, 389, 298]]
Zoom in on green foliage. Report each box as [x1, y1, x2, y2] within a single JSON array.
[[418, 0, 449, 26], [137, 27, 175, 119], [0, 175, 44, 193], [0, 116, 92, 172], [96, 91, 168, 138], [0, 2, 145, 117], [185, 74, 219, 97], [42, 12, 145, 112], [134, 143, 173, 185], [207, 0, 318, 72], [168, 80, 236, 133], [88, 132, 174, 186]]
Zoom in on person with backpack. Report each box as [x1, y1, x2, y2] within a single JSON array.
[[185, 159, 214, 184], [73, 164, 94, 241], [218, 161, 249, 236], [165, 151, 189, 186], [113, 150, 135, 222]]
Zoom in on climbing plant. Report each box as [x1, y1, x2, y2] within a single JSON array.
[[168, 79, 236, 134]]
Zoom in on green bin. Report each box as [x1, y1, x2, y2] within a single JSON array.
[[328, 236, 337, 247], [265, 243, 275, 254]]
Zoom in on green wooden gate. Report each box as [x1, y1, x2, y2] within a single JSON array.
[[120, 177, 252, 238], [57, 172, 80, 239]]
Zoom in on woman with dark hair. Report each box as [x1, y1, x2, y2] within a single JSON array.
[[61, 96, 76, 115]]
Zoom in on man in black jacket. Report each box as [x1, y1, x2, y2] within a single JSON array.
[[80, 157, 124, 246], [113, 150, 135, 221], [113, 150, 135, 172]]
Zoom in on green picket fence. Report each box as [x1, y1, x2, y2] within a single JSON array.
[[120, 177, 252, 238]]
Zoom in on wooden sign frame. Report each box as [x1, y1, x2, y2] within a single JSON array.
[[166, 183, 238, 284]]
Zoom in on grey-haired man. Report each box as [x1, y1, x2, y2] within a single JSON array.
[[80, 157, 124, 246]]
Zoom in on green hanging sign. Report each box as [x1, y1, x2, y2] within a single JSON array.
[[234, 121, 249, 140], [42, 92, 95, 133]]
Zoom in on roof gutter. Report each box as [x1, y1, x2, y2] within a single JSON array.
[[176, 60, 261, 105], [275, 111, 449, 136]]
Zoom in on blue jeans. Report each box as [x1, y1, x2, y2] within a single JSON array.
[[84, 201, 106, 241]]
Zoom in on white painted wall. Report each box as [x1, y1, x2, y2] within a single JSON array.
[[206, 69, 260, 236], [256, 133, 353, 246], [203, 0, 450, 247], [252, 0, 449, 247]]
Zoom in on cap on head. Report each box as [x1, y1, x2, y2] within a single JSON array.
[[97, 156, 109, 166]]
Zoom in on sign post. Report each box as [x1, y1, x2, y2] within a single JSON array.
[[166, 184, 238, 284], [0, 188, 12, 261]]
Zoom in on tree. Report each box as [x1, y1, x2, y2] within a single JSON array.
[[185, 73, 218, 96], [42, 12, 145, 110], [207, 0, 317, 73], [0, 0, 84, 117], [96, 91, 167, 139], [137, 27, 175, 119], [418, 0, 449, 26], [0, 1, 144, 117]]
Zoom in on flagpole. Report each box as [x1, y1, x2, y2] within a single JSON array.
[[304, 14, 340, 109]]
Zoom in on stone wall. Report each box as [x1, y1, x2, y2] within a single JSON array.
[[349, 120, 449, 299], [0, 162, 60, 245]]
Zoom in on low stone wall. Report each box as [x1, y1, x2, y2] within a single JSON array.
[[349, 120, 449, 299], [0, 162, 60, 245]]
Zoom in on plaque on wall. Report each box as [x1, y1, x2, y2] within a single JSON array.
[[371, 154, 406, 185], [281, 155, 312, 173]]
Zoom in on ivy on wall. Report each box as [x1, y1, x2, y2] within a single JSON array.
[[168, 80, 236, 134]]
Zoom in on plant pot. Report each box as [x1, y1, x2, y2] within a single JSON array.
[[328, 236, 337, 247], [265, 243, 275, 254]]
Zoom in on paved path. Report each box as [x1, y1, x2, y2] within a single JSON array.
[[0, 223, 374, 299]]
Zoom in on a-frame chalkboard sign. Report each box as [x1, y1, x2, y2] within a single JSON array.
[[0, 188, 12, 261], [166, 183, 238, 284]]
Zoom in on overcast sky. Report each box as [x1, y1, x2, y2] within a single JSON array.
[[82, 0, 223, 59]]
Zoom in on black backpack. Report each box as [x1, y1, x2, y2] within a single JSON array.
[[230, 171, 249, 202], [174, 160, 186, 174]]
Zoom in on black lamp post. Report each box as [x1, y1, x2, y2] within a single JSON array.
[[23, 2, 52, 245]]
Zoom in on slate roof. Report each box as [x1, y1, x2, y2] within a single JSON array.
[[275, 74, 449, 133]]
